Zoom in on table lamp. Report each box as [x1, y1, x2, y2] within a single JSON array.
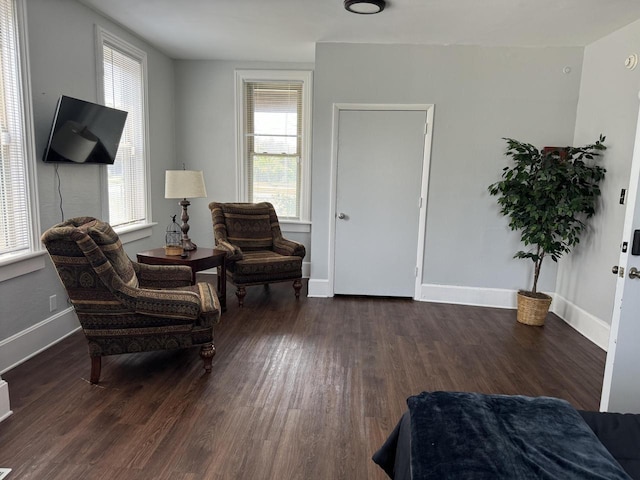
[[165, 169, 207, 251]]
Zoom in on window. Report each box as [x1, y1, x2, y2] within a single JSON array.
[[96, 27, 150, 232], [0, 0, 41, 276], [236, 70, 312, 222]]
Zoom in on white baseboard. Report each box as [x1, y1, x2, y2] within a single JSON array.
[[420, 283, 610, 351], [0, 308, 79, 422], [551, 294, 610, 351], [419, 283, 517, 309], [307, 278, 332, 297], [0, 379, 11, 423], [0, 307, 80, 374]]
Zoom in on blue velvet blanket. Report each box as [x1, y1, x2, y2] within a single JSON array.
[[408, 392, 632, 480]]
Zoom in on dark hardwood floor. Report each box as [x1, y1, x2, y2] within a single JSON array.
[[0, 281, 606, 479]]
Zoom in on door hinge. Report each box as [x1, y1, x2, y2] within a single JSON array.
[[415, 267, 419, 277], [418, 197, 423, 208], [424, 122, 428, 135]]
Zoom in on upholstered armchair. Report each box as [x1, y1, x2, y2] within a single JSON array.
[[209, 202, 305, 306], [41, 217, 220, 384]]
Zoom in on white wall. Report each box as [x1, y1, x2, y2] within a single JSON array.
[[173, 60, 313, 254], [310, 43, 584, 299], [0, 0, 176, 374], [556, 19, 640, 326]]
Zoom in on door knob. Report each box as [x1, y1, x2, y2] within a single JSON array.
[[337, 213, 346, 219], [629, 267, 640, 279], [612, 266, 619, 275]]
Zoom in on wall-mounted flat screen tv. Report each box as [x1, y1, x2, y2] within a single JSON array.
[[42, 95, 128, 164]]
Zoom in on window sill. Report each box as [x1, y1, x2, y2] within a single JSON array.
[[114, 222, 157, 244], [0, 250, 46, 283], [280, 220, 311, 234]]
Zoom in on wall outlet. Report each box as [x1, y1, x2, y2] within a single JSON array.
[[49, 295, 57, 312]]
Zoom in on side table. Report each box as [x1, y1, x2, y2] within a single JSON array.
[[136, 247, 227, 311]]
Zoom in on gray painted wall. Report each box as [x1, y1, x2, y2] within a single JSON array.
[[173, 60, 313, 252], [557, 18, 640, 325], [310, 43, 584, 293], [4, 0, 637, 382], [0, 0, 176, 343]]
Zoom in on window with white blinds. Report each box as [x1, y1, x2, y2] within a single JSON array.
[[98, 28, 149, 229], [236, 70, 312, 222], [0, 0, 36, 262]]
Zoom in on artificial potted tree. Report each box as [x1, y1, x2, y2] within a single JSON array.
[[488, 135, 606, 326]]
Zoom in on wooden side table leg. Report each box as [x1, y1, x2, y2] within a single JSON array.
[[90, 356, 101, 384], [219, 260, 227, 312]]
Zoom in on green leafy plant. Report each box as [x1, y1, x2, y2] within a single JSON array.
[[488, 135, 606, 296]]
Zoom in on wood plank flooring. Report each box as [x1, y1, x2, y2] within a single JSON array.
[[0, 282, 606, 479]]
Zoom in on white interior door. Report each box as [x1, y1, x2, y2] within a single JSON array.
[[334, 109, 426, 297], [601, 98, 640, 414]]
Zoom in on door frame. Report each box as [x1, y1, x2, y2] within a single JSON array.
[[327, 103, 435, 299], [600, 93, 640, 411]]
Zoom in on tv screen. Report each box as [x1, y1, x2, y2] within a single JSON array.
[[42, 95, 128, 164]]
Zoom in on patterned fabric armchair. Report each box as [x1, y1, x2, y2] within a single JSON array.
[[41, 217, 220, 384], [209, 202, 305, 306]]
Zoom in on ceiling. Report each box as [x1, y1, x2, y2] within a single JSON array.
[[78, 0, 640, 62]]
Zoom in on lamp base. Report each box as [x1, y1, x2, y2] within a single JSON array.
[[178, 198, 197, 251], [182, 238, 197, 251]]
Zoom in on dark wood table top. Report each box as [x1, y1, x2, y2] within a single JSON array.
[[136, 247, 225, 265]]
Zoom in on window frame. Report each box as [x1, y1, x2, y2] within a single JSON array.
[[95, 25, 152, 243], [235, 69, 312, 226], [0, 0, 44, 282]]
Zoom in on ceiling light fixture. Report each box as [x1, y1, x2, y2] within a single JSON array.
[[344, 0, 386, 14]]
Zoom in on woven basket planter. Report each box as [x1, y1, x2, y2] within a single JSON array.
[[516, 291, 552, 326]]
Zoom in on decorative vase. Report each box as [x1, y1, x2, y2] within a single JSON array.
[[516, 291, 552, 326]]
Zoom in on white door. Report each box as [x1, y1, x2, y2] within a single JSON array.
[[601, 98, 640, 413], [334, 109, 426, 297]]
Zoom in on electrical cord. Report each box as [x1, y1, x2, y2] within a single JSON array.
[[54, 163, 64, 222]]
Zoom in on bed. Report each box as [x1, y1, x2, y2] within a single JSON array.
[[373, 391, 640, 480]]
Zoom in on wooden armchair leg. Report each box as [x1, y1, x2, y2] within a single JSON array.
[[90, 356, 102, 384], [200, 343, 216, 373], [236, 286, 247, 307], [293, 279, 302, 299]]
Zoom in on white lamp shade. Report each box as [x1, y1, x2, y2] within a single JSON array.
[[165, 170, 207, 199]]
